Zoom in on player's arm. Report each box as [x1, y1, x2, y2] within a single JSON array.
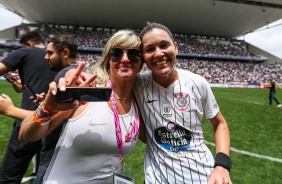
[[210, 111, 230, 157], [208, 111, 232, 184]]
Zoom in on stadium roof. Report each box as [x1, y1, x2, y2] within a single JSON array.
[[0, 0, 282, 38]]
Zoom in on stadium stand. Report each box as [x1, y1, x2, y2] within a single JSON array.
[[1, 23, 281, 85]]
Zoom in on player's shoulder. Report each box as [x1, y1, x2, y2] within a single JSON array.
[[136, 70, 152, 80], [178, 69, 206, 82]]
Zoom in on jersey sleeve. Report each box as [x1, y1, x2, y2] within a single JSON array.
[[198, 75, 219, 119], [1, 49, 25, 70]]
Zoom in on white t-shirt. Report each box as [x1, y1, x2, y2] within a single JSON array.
[[43, 101, 138, 184], [134, 69, 219, 184]]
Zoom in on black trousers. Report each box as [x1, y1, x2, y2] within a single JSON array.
[[269, 92, 280, 105], [0, 125, 41, 184]]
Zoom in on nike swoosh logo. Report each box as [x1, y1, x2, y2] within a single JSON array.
[[147, 99, 158, 103]]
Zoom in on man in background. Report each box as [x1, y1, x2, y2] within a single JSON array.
[[269, 77, 282, 108], [0, 35, 79, 184], [2, 70, 38, 184], [0, 31, 57, 184], [33, 35, 78, 184]]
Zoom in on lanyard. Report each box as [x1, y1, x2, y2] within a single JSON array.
[[107, 80, 140, 160]]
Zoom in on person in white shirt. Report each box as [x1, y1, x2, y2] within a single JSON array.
[[19, 29, 145, 184], [133, 22, 232, 184]]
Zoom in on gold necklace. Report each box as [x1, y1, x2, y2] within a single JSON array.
[[114, 93, 132, 100], [114, 94, 133, 140]]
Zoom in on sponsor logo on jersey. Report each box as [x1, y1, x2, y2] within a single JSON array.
[[174, 93, 190, 112], [154, 122, 191, 152], [162, 101, 172, 117]]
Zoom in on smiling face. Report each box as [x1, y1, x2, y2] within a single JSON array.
[[141, 28, 178, 81], [109, 47, 142, 82], [95, 30, 142, 85]]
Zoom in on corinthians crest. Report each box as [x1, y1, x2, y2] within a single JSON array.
[[174, 93, 190, 112]]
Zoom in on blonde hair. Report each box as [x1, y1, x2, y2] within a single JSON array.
[[91, 29, 141, 86]]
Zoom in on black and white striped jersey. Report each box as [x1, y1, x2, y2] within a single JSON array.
[[134, 69, 219, 184]]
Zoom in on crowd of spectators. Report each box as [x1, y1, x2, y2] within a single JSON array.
[[174, 35, 257, 58], [1, 24, 281, 84], [1, 48, 281, 84], [175, 58, 282, 84], [41, 24, 113, 49], [41, 25, 258, 59]]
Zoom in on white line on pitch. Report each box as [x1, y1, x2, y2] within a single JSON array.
[[222, 97, 266, 105], [205, 141, 282, 163]]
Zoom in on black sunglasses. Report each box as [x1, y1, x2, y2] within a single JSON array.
[[108, 48, 142, 63]]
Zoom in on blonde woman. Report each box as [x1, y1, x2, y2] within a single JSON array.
[[20, 29, 144, 184]]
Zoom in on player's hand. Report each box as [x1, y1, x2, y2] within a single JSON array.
[[208, 166, 232, 184]]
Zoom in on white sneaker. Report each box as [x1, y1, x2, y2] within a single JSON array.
[[21, 173, 36, 183], [277, 104, 282, 108]]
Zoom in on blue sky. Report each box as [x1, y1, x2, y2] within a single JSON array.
[[1, 5, 281, 59]]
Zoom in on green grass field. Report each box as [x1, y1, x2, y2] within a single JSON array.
[[1, 80, 282, 184]]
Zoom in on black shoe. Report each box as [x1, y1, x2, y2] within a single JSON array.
[[21, 173, 36, 183]]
